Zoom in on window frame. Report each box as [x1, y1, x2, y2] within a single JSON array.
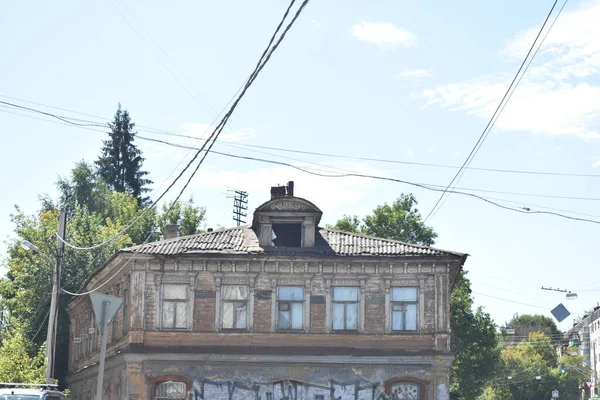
[[122, 288, 129, 334], [331, 286, 360, 331], [276, 286, 305, 331], [151, 376, 191, 400], [385, 376, 426, 400], [159, 283, 191, 330], [390, 287, 419, 332], [220, 285, 250, 331]]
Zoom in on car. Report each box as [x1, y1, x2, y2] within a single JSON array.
[[0, 383, 67, 400]]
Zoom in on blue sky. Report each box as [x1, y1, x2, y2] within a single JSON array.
[[1, 0, 599, 331]]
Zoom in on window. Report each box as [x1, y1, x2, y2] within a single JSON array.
[[155, 380, 187, 400], [221, 285, 249, 329], [111, 313, 117, 341], [123, 289, 129, 334], [388, 381, 420, 399], [272, 223, 301, 247], [277, 286, 304, 330], [160, 284, 189, 329], [391, 287, 418, 331], [332, 287, 359, 330]]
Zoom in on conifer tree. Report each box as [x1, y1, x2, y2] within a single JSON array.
[[96, 104, 152, 204]]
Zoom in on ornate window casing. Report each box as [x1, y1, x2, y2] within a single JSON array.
[[215, 275, 256, 331], [252, 197, 323, 248], [155, 274, 196, 331], [122, 288, 129, 334], [151, 376, 191, 400], [385, 377, 426, 400], [325, 278, 366, 333], [277, 286, 305, 330], [385, 278, 426, 333], [390, 287, 419, 331]]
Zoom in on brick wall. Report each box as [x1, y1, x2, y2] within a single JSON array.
[[254, 290, 273, 332], [310, 295, 326, 333], [364, 293, 386, 334], [194, 293, 216, 331]]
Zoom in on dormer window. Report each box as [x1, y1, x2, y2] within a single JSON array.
[[253, 182, 322, 249], [272, 223, 302, 247]]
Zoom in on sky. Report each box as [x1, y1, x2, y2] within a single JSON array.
[[1, 0, 599, 332]]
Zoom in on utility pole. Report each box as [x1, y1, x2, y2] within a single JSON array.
[[46, 209, 66, 384], [228, 189, 248, 226]]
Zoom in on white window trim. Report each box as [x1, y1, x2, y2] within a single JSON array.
[[328, 286, 364, 333], [386, 286, 420, 333], [216, 284, 254, 331], [157, 283, 194, 331], [274, 286, 309, 331]]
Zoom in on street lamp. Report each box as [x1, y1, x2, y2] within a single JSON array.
[[21, 240, 40, 254], [20, 212, 66, 385]]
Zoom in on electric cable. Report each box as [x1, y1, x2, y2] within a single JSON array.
[[54, 0, 312, 253], [423, 0, 563, 223], [2, 94, 599, 179]]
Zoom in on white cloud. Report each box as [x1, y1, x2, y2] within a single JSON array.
[[394, 68, 433, 79], [404, 149, 415, 157], [350, 21, 417, 50], [593, 158, 600, 168], [419, 0, 600, 141]]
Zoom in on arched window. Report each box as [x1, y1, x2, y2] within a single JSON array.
[[155, 380, 187, 400], [386, 377, 425, 400]]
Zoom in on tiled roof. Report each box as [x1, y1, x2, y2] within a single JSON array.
[[123, 226, 465, 258]]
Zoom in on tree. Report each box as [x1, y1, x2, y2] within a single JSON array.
[[483, 333, 588, 400], [0, 326, 45, 383], [96, 104, 152, 204], [331, 194, 499, 399], [158, 197, 206, 237], [329, 194, 437, 245], [0, 159, 208, 386], [501, 314, 562, 345], [450, 271, 500, 398]]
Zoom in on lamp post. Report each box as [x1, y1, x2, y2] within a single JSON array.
[[21, 209, 67, 384]]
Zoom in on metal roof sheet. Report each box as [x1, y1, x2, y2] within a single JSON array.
[[123, 226, 464, 258]]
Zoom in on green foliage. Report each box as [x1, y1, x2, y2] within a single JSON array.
[[158, 197, 206, 237], [0, 326, 45, 383], [501, 314, 561, 344], [96, 104, 152, 204], [328, 194, 437, 246], [450, 271, 500, 399], [331, 194, 499, 399], [482, 333, 589, 400], [0, 159, 205, 385], [329, 215, 360, 233]]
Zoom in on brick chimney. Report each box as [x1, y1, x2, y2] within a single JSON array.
[[165, 224, 179, 239]]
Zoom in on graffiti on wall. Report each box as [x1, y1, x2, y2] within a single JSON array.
[[188, 379, 427, 400]]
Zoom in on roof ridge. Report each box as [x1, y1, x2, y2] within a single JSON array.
[[126, 225, 250, 250], [321, 227, 466, 257]]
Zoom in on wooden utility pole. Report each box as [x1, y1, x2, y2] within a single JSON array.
[[46, 209, 66, 384]]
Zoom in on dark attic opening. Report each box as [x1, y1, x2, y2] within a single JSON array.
[[272, 223, 302, 247]]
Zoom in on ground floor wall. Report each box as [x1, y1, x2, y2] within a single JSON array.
[[66, 353, 452, 400]]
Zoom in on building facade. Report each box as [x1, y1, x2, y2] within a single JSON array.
[[66, 183, 467, 400]]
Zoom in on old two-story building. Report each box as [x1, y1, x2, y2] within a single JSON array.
[[66, 183, 468, 400]]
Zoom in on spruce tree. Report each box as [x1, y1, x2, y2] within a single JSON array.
[[96, 104, 152, 204]]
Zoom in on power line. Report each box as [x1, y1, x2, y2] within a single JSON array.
[[2, 93, 599, 179], [2, 104, 598, 224], [429, 0, 572, 224], [423, 0, 563, 223], [133, 135, 600, 225], [61, 1, 311, 289]]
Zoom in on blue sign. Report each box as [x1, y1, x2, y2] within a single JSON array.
[[552, 389, 559, 398]]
